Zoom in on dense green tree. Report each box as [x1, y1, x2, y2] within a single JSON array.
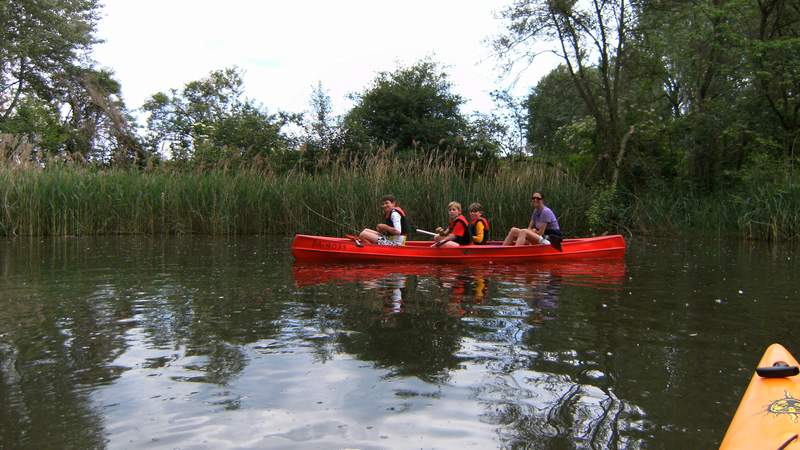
[[750, 0, 800, 157], [1, 0, 142, 163], [142, 67, 294, 163], [343, 60, 467, 152], [495, 0, 639, 186], [0, 96, 66, 158], [503, 0, 798, 194], [526, 65, 593, 156], [633, 0, 751, 190], [624, 0, 797, 191], [1, 0, 101, 122], [61, 68, 143, 163], [304, 81, 338, 152]]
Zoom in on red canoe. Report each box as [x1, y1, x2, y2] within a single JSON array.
[[291, 234, 626, 263]]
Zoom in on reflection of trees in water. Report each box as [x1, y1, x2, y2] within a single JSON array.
[[330, 277, 465, 383], [479, 275, 649, 448], [0, 237, 290, 447], [0, 267, 129, 448], [290, 258, 648, 446], [449, 266, 648, 448], [479, 363, 646, 449]]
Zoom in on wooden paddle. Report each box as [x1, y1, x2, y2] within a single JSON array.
[[415, 228, 438, 237]]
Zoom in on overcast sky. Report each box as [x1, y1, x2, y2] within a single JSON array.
[[94, 0, 560, 118]]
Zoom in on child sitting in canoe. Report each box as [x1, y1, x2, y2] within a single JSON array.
[[468, 202, 490, 245], [358, 195, 408, 246], [432, 201, 472, 247]]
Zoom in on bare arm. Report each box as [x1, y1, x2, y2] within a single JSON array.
[[376, 212, 401, 235], [375, 223, 399, 235]]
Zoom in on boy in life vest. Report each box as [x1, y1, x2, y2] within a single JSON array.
[[358, 194, 408, 246], [468, 202, 490, 245], [432, 201, 472, 247]]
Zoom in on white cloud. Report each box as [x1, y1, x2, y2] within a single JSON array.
[[94, 0, 559, 117]]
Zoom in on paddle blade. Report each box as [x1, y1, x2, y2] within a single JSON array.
[[344, 234, 364, 247], [548, 235, 563, 252]]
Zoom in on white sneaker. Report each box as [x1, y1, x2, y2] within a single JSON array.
[[540, 238, 550, 245]]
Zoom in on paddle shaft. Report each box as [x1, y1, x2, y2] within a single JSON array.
[[415, 228, 438, 237]]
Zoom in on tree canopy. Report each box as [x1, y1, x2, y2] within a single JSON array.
[[343, 60, 467, 152], [142, 67, 295, 164], [498, 0, 799, 194], [1, 0, 142, 163]]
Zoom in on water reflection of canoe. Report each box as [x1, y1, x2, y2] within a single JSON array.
[[720, 343, 800, 450], [292, 234, 626, 263], [292, 258, 626, 288]]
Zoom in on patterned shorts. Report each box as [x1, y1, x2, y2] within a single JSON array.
[[376, 236, 404, 246]]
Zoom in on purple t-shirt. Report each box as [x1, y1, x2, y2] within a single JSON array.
[[531, 206, 560, 231]]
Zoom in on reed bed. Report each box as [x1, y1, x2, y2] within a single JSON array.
[[1, 153, 798, 240], [0, 153, 586, 237]]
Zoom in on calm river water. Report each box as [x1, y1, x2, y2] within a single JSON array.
[[0, 236, 798, 449]]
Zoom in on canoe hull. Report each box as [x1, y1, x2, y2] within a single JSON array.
[[720, 343, 800, 450], [291, 234, 626, 263]]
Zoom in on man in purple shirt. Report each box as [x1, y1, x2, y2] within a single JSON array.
[[501, 192, 563, 249]]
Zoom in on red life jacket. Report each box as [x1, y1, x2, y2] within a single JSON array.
[[384, 207, 408, 236], [448, 215, 472, 245], [470, 216, 490, 244]]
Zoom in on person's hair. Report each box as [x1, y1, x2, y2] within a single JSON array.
[[532, 192, 544, 199], [380, 194, 396, 203], [447, 201, 462, 211], [468, 202, 482, 212]]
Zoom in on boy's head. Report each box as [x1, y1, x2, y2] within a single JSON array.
[[447, 201, 462, 219], [380, 194, 397, 214], [468, 202, 483, 220]]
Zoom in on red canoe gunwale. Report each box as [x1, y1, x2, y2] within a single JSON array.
[[291, 234, 626, 263]]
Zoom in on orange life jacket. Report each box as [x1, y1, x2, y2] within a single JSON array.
[[448, 214, 472, 245], [469, 216, 489, 244]]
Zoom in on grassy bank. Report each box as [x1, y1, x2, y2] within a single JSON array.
[[0, 154, 587, 238], [1, 154, 798, 240]]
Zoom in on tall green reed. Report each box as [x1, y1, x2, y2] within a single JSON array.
[[1, 151, 797, 239], [0, 152, 584, 237]]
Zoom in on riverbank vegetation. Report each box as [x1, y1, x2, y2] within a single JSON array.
[[1, 0, 798, 239], [2, 152, 798, 239]]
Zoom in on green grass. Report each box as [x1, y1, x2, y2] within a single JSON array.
[[1, 154, 798, 240]]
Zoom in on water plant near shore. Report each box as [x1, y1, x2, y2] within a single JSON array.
[[0, 153, 584, 237], [1, 153, 798, 240]]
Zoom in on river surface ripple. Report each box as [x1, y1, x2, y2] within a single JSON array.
[[0, 236, 798, 449]]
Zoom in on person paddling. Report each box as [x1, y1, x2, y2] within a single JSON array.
[[432, 201, 472, 247], [501, 192, 562, 249], [358, 195, 408, 246], [468, 202, 490, 245]]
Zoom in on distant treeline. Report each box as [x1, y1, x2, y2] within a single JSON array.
[[1, 0, 798, 239]]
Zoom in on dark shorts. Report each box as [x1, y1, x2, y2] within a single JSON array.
[[544, 229, 562, 238]]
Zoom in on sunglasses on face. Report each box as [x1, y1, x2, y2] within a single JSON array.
[[531, 197, 542, 200]]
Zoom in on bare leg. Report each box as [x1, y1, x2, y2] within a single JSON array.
[[438, 241, 459, 248], [515, 229, 543, 246], [359, 229, 381, 244], [502, 227, 521, 246]]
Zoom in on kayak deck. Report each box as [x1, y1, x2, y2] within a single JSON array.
[[720, 343, 800, 449]]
